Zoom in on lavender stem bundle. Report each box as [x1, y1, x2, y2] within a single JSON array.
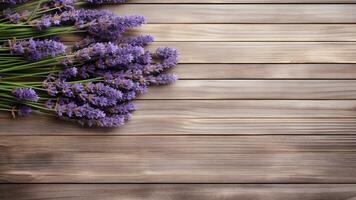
[[0, 0, 178, 127]]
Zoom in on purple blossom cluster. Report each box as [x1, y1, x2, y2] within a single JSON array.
[[12, 88, 39, 102], [40, 38, 178, 127], [35, 8, 146, 41], [10, 38, 65, 60]]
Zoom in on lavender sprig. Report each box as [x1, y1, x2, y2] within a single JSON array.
[[12, 88, 39, 102], [10, 38, 65, 60]]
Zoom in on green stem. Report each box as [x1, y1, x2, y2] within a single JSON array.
[[1, 70, 59, 80], [0, 55, 66, 73], [27, 0, 45, 22]]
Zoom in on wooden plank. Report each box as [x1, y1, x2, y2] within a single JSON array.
[[0, 100, 356, 136], [175, 64, 356, 79], [2, 100, 356, 135], [106, 4, 356, 23], [136, 24, 356, 42], [63, 25, 356, 42], [1, 136, 356, 183], [141, 80, 356, 99], [2, 115, 356, 135], [149, 42, 356, 63], [1, 184, 356, 200]]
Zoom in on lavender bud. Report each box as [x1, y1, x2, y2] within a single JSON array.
[[10, 38, 65, 60], [156, 47, 179, 68], [123, 35, 154, 47], [147, 73, 178, 85], [59, 67, 78, 80], [12, 88, 39, 102], [107, 102, 136, 114]]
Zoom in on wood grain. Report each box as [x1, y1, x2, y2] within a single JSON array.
[[2, 115, 356, 135], [1, 136, 356, 183], [2, 100, 356, 135], [149, 42, 356, 63], [63, 24, 356, 42], [141, 80, 356, 99], [175, 64, 356, 79], [106, 4, 356, 23], [1, 184, 356, 200], [136, 24, 356, 42], [4, 0, 356, 193]]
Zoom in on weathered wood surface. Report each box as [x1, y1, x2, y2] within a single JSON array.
[[1, 184, 356, 200], [142, 80, 356, 99], [63, 24, 356, 42], [174, 64, 356, 79], [2, 0, 356, 198], [107, 4, 356, 23], [150, 42, 356, 63], [3, 100, 356, 135], [1, 136, 356, 183]]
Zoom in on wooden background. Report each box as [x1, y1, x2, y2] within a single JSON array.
[[2, 1, 356, 199]]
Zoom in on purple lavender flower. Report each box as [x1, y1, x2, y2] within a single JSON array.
[[54, 98, 127, 127], [34, 9, 145, 41], [85, 83, 122, 102], [56, 101, 106, 119], [137, 51, 153, 65], [106, 78, 135, 90], [75, 42, 144, 68], [121, 90, 136, 101], [17, 105, 32, 117], [45, 99, 56, 109], [75, 42, 106, 60], [122, 35, 154, 47], [74, 9, 114, 23], [87, 15, 146, 41], [74, 37, 96, 50], [12, 88, 39, 102], [88, 15, 146, 41], [10, 38, 65, 60], [59, 67, 78, 79], [36, 15, 52, 30], [78, 64, 96, 78], [107, 102, 136, 114], [156, 47, 179, 68], [85, 114, 126, 127], [104, 45, 144, 67], [147, 73, 178, 85]]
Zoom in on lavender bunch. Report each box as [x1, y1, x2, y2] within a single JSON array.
[[0, 0, 179, 128]]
